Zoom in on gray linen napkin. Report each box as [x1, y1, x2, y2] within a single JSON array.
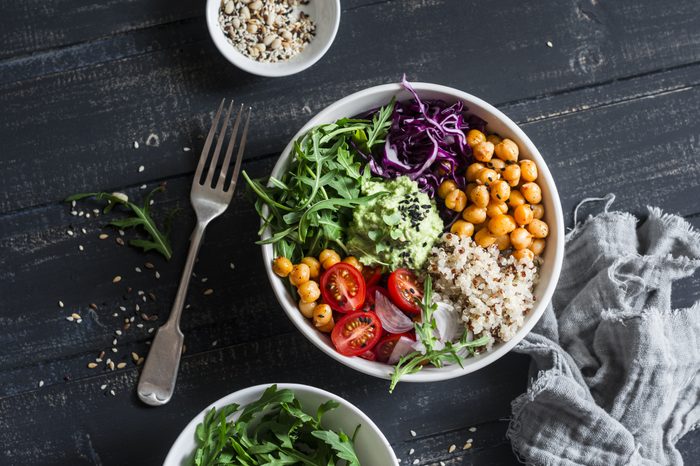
[[507, 195, 700, 466]]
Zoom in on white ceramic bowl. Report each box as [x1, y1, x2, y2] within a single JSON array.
[[205, 0, 340, 77], [164, 383, 397, 465], [262, 82, 565, 382]]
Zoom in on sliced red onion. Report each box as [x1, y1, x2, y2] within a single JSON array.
[[374, 291, 414, 334], [433, 302, 462, 343], [387, 336, 417, 365]]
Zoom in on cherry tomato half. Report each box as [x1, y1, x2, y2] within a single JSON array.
[[374, 333, 414, 363], [320, 263, 366, 313], [387, 269, 423, 314], [361, 265, 382, 287], [358, 349, 377, 361], [331, 311, 383, 357], [361, 286, 390, 313]]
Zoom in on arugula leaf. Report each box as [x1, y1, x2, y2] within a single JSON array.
[[190, 385, 360, 466], [311, 430, 361, 466], [65, 187, 174, 260], [243, 100, 396, 262], [389, 276, 492, 393]]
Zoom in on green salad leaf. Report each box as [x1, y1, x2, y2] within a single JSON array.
[[65, 187, 175, 260], [389, 276, 492, 393], [191, 385, 361, 466], [242, 100, 395, 262]]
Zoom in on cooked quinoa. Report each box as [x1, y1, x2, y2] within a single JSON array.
[[428, 233, 539, 344]]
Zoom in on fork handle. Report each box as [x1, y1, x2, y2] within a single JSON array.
[[137, 222, 207, 406]]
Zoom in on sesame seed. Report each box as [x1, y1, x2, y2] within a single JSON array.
[[112, 312, 118, 317], [71, 200, 76, 208], [93, 209, 100, 215], [112, 276, 122, 283], [136, 323, 143, 328], [412, 460, 418, 465], [89, 303, 97, 310], [135, 267, 142, 273], [67, 230, 74, 236], [148, 327, 155, 333], [117, 362, 126, 369], [99, 233, 109, 240], [185, 304, 191, 309], [71, 313, 81, 320], [448, 444, 456, 453], [71, 211, 77, 215], [467, 438, 473, 443], [112, 338, 117, 346], [116, 237, 125, 245], [131, 352, 139, 362], [118, 229, 125, 236], [38, 380, 44, 388], [100, 384, 107, 390], [110, 389, 116, 396], [409, 448, 414, 455], [410, 430, 416, 437], [137, 357, 145, 365], [115, 330, 122, 336], [229, 262, 235, 270], [134, 141, 139, 149], [211, 340, 218, 347], [546, 40, 553, 48], [78, 211, 84, 216], [140, 184, 147, 189], [119, 306, 126, 311], [183, 147, 191, 152], [80, 227, 87, 234], [78, 245, 84, 251], [204, 289, 214, 296], [469, 427, 477, 432], [58, 300, 64, 308], [85, 213, 91, 218], [138, 165, 145, 173], [463, 442, 472, 450], [87, 362, 98, 369], [155, 271, 160, 279], [112, 348, 118, 353], [201, 277, 208, 283], [77, 318, 83, 323], [144, 262, 154, 269]]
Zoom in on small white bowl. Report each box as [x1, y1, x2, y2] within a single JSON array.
[[262, 82, 565, 383], [205, 0, 340, 77], [163, 383, 398, 466]]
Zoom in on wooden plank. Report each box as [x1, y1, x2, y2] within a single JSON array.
[[2, 0, 700, 212], [0, 331, 530, 465]]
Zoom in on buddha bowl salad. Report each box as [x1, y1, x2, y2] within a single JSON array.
[[243, 78, 548, 392]]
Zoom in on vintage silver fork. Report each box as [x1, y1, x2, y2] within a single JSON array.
[[138, 99, 251, 406]]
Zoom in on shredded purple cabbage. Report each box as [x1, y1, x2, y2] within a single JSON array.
[[360, 77, 487, 201]]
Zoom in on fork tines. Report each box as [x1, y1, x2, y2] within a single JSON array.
[[194, 99, 252, 193]]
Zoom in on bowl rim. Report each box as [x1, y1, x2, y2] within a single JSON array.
[[163, 382, 397, 465], [261, 81, 565, 382], [205, 0, 341, 77]]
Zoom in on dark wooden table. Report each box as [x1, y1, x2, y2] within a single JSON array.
[[1, 0, 699, 464]]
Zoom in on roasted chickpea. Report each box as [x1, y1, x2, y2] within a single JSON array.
[[450, 220, 475, 238], [529, 238, 546, 256], [519, 160, 538, 182], [301, 257, 321, 279], [319, 249, 340, 264], [466, 163, 485, 182], [475, 227, 497, 248], [513, 204, 534, 225], [445, 189, 467, 212], [486, 200, 508, 218], [495, 138, 519, 162], [510, 227, 533, 250], [476, 168, 499, 187], [494, 234, 511, 251], [502, 164, 521, 183], [313, 304, 333, 327], [512, 248, 535, 262], [466, 129, 486, 148], [462, 205, 487, 224], [487, 158, 506, 173], [342, 256, 363, 271], [298, 300, 316, 318], [488, 214, 517, 236], [438, 180, 458, 199], [520, 182, 542, 204], [469, 185, 490, 208], [531, 204, 544, 219], [317, 320, 335, 333], [272, 256, 293, 277], [289, 263, 310, 286], [319, 249, 341, 270], [527, 219, 549, 238], [464, 183, 478, 199], [508, 190, 526, 209], [486, 133, 502, 145], [473, 141, 494, 162], [490, 180, 511, 202], [298, 280, 321, 303]]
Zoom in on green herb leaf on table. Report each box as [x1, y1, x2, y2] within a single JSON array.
[[65, 187, 174, 260], [389, 275, 492, 393]]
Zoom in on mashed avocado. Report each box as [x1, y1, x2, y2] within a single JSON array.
[[347, 176, 443, 270]]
